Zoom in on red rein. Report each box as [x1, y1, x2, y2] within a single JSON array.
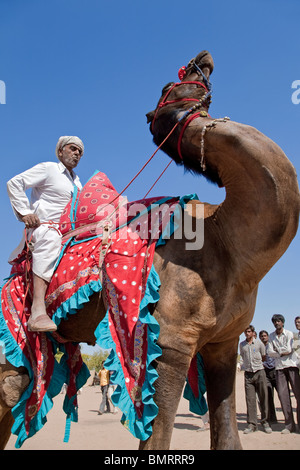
[[151, 81, 209, 160], [177, 112, 203, 160]]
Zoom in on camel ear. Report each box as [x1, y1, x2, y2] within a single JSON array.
[[146, 110, 155, 123]]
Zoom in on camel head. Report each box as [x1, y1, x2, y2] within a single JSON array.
[[146, 50, 214, 125], [145, 50, 222, 184]]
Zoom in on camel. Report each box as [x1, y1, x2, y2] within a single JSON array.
[[0, 50, 299, 450]]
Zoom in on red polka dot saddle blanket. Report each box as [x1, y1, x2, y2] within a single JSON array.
[[0, 171, 200, 447]]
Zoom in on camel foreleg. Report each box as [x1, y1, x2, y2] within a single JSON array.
[[139, 348, 190, 450], [201, 338, 242, 450], [0, 409, 14, 449]]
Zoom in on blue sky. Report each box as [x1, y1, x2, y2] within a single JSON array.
[[0, 0, 299, 352]]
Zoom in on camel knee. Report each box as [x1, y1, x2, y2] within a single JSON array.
[[0, 370, 30, 409]]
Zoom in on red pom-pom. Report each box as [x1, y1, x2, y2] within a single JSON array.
[[178, 66, 186, 81]]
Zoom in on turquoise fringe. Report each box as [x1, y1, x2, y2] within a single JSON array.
[[95, 264, 161, 440], [0, 191, 201, 447], [12, 350, 69, 448], [63, 415, 72, 443], [51, 279, 102, 326], [157, 193, 199, 247], [183, 353, 208, 416], [0, 280, 91, 448]]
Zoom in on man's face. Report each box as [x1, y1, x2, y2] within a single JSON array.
[[244, 328, 254, 341], [273, 318, 284, 332], [58, 143, 83, 171], [259, 332, 268, 344], [295, 318, 300, 331]]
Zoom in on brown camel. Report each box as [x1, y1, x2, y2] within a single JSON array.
[[1, 50, 299, 450]]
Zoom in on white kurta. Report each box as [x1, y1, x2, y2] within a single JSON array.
[[267, 329, 299, 370], [7, 161, 82, 281]]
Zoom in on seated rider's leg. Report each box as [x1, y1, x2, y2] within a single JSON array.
[[30, 273, 49, 318], [27, 224, 62, 332]]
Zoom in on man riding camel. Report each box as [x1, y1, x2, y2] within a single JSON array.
[[7, 136, 84, 333]]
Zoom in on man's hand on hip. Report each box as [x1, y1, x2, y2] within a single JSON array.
[[22, 214, 41, 229]]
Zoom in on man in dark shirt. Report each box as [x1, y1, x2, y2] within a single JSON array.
[[259, 330, 278, 424], [239, 325, 272, 434]]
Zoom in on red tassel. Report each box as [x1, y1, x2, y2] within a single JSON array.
[[178, 66, 186, 81]]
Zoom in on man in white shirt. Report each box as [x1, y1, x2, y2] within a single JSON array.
[[267, 314, 300, 434], [7, 136, 84, 332], [294, 316, 300, 367]]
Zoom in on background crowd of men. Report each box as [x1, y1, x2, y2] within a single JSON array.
[[239, 315, 300, 435]]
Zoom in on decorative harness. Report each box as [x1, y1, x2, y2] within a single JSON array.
[[151, 60, 229, 168]]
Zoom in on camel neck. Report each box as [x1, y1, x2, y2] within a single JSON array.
[[200, 119, 299, 285], [150, 96, 299, 286]]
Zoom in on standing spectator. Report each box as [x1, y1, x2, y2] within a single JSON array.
[[267, 314, 300, 434], [295, 316, 300, 338], [98, 364, 111, 415], [239, 325, 272, 434], [259, 330, 278, 424], [294, 317, 300, 367], [108, 381, 118, 414]]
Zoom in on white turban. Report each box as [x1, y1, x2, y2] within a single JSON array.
[[55, 136, 84, 157]]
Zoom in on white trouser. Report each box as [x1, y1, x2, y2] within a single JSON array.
[[29, 223, 62, 282]]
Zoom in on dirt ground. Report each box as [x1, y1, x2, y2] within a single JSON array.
[[5, 371, 300, 451]]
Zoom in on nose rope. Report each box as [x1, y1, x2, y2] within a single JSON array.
[[192, 61, 212, 91], [151, 80, 209, 132]]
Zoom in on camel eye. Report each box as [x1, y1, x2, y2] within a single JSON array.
[[161, 82, 175, 96]]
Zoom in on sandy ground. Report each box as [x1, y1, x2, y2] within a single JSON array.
[[5, 371, 300, 451]]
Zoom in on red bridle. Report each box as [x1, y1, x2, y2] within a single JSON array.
[[151, 80, 211, 160]]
